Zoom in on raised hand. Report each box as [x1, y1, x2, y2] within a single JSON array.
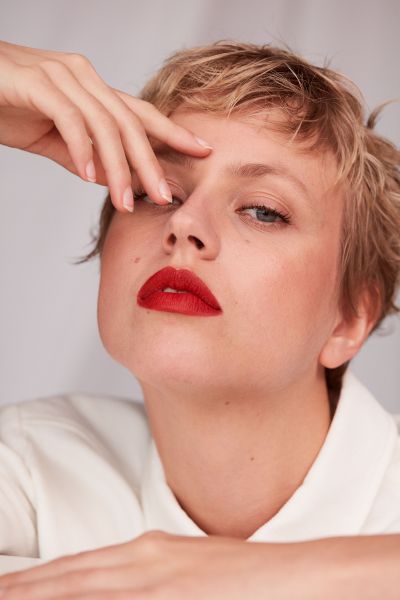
[[0, 39, 212, 212]]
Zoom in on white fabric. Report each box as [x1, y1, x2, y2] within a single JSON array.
[[0, 370, 399, 574]]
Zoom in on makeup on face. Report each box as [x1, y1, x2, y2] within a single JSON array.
[[137, 266, 222, 317]]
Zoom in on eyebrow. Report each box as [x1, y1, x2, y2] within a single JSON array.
[[153, 145, 310, 200]]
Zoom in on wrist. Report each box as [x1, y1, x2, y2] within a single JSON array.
[[257, 535, 400, 600]]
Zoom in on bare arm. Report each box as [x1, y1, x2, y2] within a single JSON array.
[[269, 533, 400, 599], [0, 531, 399, 598]]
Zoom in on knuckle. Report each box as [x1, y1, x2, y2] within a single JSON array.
[[137, 100, 169, 123], [136, 155, 163, 176], [125, 109, 143, 129], [38, 58, 68, 76], [118, 108, 144, 135], [57, 103, 83, 123], [19, 64, 47, 85], [64, 52, 91, 70], [96, 111, 119, 132], [146, 529, 168, 538], [133, 97, 156, 112], [137, 530, 167, 554]]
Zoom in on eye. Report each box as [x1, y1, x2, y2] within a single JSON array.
[[133, 189, 291, 227], [238, 204, 290, 225]]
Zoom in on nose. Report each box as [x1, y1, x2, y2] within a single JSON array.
[[161, 199, 220, 261]]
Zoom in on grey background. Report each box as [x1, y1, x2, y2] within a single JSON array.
[[0, 0, 399, 411]]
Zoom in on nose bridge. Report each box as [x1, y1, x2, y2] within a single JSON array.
[[162, 182, 221, 259]]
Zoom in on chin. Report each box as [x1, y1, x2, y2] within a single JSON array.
[[123, 349, 230, 393]]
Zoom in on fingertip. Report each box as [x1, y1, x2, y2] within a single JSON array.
[[85, 159, 97, 182], [159, 179, 172, 203], [122, 186, 134, 212]]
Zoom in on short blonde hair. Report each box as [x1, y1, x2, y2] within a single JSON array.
[[76, 41, 400, 400]]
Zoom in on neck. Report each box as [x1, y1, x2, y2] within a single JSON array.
[[140, 368, 333, 539]]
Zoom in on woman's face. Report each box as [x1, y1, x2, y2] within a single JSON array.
[[97, 110, 344, 395]]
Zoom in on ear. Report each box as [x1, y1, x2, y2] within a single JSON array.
[[319, 285, 381, 370]]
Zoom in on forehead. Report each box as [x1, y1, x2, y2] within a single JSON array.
[[167, 106, 327, 152], [151, 110, 341, 205]]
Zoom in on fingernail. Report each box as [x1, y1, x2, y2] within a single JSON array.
[[122, 186, 134, 212], [195, 136, 213, 149], [159, 179, 172, 203], [85, 159, 97, 182]]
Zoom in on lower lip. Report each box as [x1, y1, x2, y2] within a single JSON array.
[[137, 291, 222, 316]]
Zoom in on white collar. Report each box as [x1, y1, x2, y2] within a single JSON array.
[[140, 371, 398, 541]]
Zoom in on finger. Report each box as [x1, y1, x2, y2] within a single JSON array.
[[0, 541, 133, 587], [15, 65, 95, 184], [0, 532, 171, 587], [0, 586, 153, 600], [0, 549, 180, 600], [0, 564, 159, 599], [113, 91, 214, 154], [46, 61, 185, 208], [40, 57, 212, 211], [22, 126, 109, 187], [34, 59, 134, 212]]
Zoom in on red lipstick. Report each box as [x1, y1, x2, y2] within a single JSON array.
[[137, 266, 222, 316]]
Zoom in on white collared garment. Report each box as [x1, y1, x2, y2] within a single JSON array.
[[0, 370, 399, 574]]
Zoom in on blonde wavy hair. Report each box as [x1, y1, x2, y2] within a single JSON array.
[[76, 40, 400, 401]]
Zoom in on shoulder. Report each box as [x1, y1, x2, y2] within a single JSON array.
[[0, 392, 151, 484], [334, 372, 400, 534], [380, 418, 400, 493], [364, 413, 400, 533], [392, 413, 400, 434], [0, 391, 148, 436], [0, 393, 151, 558]]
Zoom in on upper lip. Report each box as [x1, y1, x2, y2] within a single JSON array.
[[138, 266, 222, 310]]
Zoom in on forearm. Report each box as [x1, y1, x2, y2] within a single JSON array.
[[269, 534, 400, 599]]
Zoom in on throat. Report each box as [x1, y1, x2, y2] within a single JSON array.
[[142, 374, 333, 540]]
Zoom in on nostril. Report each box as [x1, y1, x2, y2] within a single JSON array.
[[189, 235, 204, 249], [168, 233, 177, 244]]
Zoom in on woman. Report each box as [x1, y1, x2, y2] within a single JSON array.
[[0, 38, 399, 598]]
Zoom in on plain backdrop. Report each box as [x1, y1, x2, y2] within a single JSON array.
[[0, 0, 399, 411]]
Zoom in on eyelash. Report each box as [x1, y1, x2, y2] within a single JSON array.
[[132, 189, 291, 226]]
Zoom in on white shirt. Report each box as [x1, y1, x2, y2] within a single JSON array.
[[1, 370, 399, 575]]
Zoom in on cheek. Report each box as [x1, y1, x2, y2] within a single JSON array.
[[289, 248, 338, 325], [97, 261, 125, 361], [96, 225, 137, 361], [237, 238, 340, 372]]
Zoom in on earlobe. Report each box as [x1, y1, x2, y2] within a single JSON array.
[[319, 286, 381, 370], [319, 328, 361, 370]]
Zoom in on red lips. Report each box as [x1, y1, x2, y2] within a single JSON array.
[[137, 266, 222, 316]]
